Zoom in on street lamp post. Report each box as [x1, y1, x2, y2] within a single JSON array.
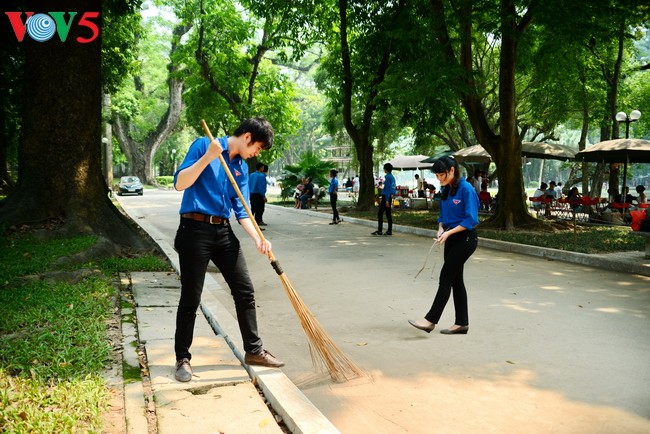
[[171, 149, 177, 174], [614, 110, 642, 199], [615, 110, 642, 139]]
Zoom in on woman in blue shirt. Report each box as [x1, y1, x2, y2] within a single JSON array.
[[409, 156, 479, 335]]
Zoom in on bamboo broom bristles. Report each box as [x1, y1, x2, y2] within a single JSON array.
[[200, 120, 364, 382]]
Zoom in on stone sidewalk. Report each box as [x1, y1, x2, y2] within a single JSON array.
[[119, 272, 338, 434]]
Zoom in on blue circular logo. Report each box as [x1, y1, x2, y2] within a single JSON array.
[[26, 14, 56, 42]]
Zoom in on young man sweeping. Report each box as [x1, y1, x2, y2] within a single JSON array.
[[172, 117, 284, 382]]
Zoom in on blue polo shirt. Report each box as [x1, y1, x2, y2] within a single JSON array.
[[382, 173, 396, 198], [328, 177, 339, 194], [174, 136, 250, 220], [249, 171, 267, 195], [438, 177, 479, 230]]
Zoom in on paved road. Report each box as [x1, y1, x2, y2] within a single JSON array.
[[118, 189, 650, 433]]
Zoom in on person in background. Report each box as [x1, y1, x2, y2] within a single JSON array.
[[372, 163, 396, 236], [478, 182, 492, 212], [472, 170, 483, 195], [532, 182, 550, 217], [249, 162, 268, 227], [546, 181, 559, 200], [345, 177, 354, 192], [635, 185, 646, 204], [614, 187, 636, 204], [299, 176, 314, 209], [172, 117, 284, 383], [415, 174, 425, 198], [328, 169, 341, 224], [409, 156, 479, 335], [294, 177, 305, 209], [566, 187, 582, 211]]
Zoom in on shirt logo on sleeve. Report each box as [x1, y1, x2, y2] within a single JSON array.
[[234, 169, 241, 177], [453, 199, 461, 205]]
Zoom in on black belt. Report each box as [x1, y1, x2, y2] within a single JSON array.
[[181, 213, 229, 225]]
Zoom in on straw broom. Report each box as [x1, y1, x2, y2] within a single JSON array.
[[200, 120, 364, 382]]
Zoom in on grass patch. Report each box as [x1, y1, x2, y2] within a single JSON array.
[[0, 231, 172, 432]]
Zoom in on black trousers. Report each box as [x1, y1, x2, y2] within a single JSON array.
[[377, 195, 392, 232], [425, 229, 478, 326], [174, 218, 262, 360], [250, 193, 265, 224], [330, 192, 339, 221]]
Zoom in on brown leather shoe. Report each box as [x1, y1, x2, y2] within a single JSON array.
[[244, 350, 285, 368]]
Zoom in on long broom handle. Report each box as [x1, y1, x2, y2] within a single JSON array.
[[199, 120, 280, 268]]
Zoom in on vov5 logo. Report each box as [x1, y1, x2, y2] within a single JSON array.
[[5, 11, 100, 43]]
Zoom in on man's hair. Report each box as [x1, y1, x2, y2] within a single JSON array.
[[384, 163, 393, 172], [233, 117, 274, 150], [255, 162, 265, 170]]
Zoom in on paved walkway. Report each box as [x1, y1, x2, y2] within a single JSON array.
[[117, 192, 650, 433]]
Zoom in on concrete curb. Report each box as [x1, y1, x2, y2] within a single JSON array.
[[269, 204, 650, 277]]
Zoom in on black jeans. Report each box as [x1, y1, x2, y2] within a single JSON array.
[[174, 218, 262, 360], [425, 229, 478, 326], [250, 193, 265, 224], [377, 196, 392, 232], [330, 192, 339, 221]]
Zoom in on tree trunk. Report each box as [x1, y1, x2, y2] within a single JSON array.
[[482, 0, 535, 229], [102, 93, 113, 188], [0, 0, 155, 252], [112, 24, 188, 184], [352, 131, 375, 210], [432, 0, 536, 229]]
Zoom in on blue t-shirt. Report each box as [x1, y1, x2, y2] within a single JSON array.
[[249, 171, 267, 195], [382, 173, 396, 198], [328, 177, 339, 194], [174, 136, 250, 220], [438, 177, 479, 230]]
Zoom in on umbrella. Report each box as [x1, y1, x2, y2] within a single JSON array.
[[574, 138, 650, 164], [574, 138, 650, 197], [452, 145, 491, 163], [420, 149, 454, 163], [451, 142, 576, 163], [521, 141, 576, 161], [386, 155, 433, 170]]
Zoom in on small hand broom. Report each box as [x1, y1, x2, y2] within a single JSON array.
[[200, 120, 364, 382]]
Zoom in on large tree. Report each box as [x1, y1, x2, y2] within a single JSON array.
[[112, 20, 189, 183], [315, 0, 413, 210], [0, 0, 154, 253]]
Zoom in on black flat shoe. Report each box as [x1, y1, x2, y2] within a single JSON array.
[[371, 230, 383, 235], [408, 319, 435, 333], [329, 221, 338, 225], [384, 231, 392, 236], [440, 325, 469, 335]]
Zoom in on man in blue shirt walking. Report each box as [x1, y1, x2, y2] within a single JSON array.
[[372, 163, 396, 236], [249, 162, 268, 227]]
